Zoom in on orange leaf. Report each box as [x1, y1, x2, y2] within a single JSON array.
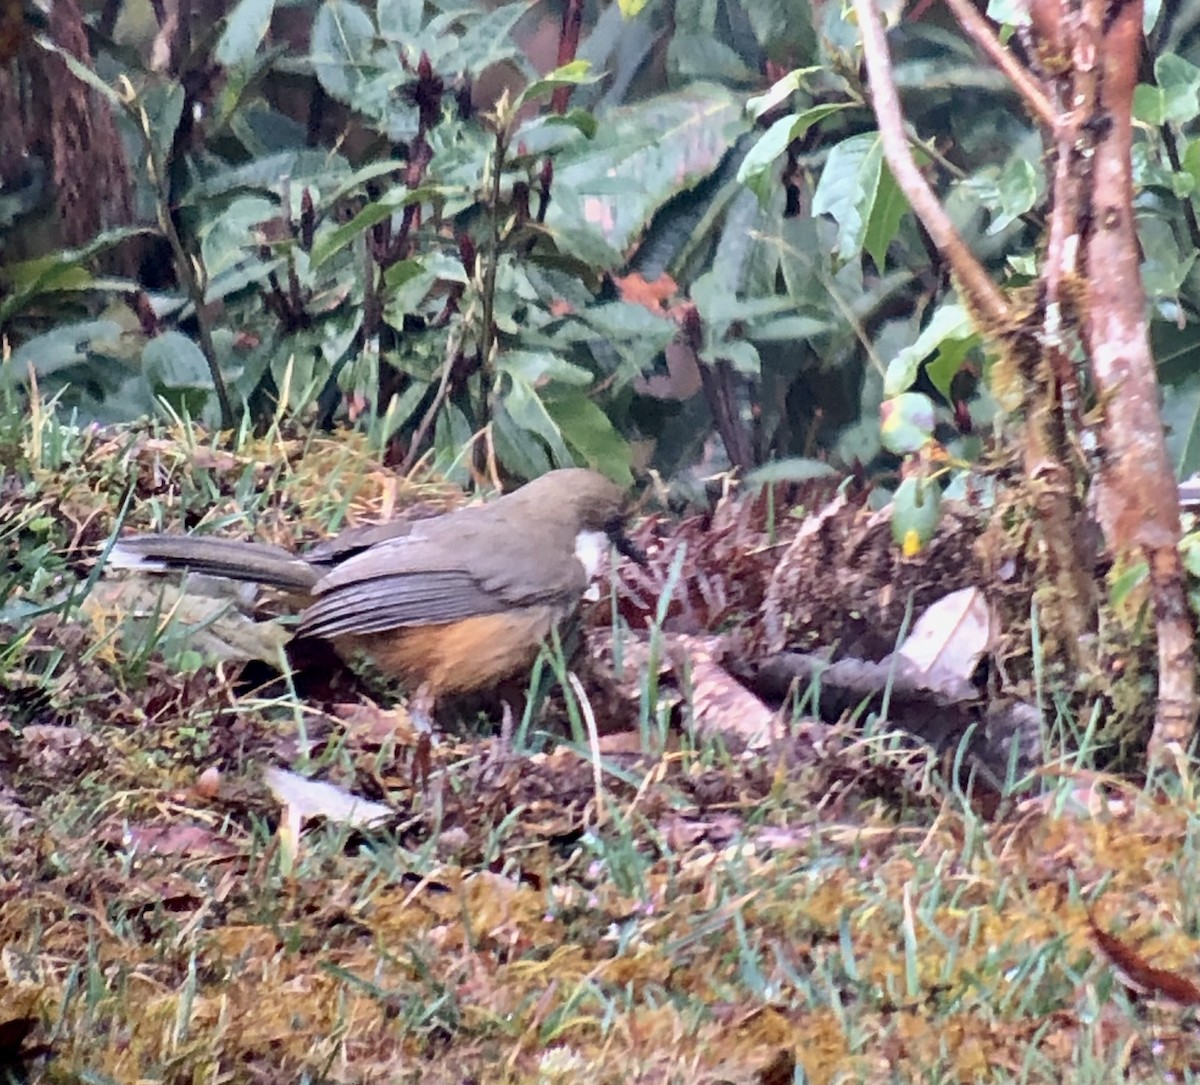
[[613, 272, 677, 311]]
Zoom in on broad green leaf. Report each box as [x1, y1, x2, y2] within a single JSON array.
[[496, 350, 593, 386], [200, 196, 277, 278], [885, 303, 975, 397], [432, 402, 475, 483], [143, 332, 212, 390], [309, 187, 410, 268], [547, 84, 750, 261], [541, 109, 599, 139], [441, 3, 527, 75], [1141, 215, 1195, 305], [925, 337, 977, 401], [712, 339, 761, 374], [1157, 54, 1200, 124], [812, 132, 886, 263], [1185, 140, 1200, 199], [494, 403, 554, 479], [377, 0, 426, 40], [751, 314, 832, 341], [6, 320, 128, 382], [203, 256, 286, 304], [217, 0, 277, 66], [668, 33, 759, 84], [738, 103, 853, 206], [143, 82, 186, 173], [544, 392, 633, 485], [1134, 84, 1165, 126], [745, 459, 837, 485], [311, 0, 377, 104], [1161, 373, 1200, 478], [503, 376, 573, 464]]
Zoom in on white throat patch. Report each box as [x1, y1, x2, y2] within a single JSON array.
[[574, 529, 609, 600]]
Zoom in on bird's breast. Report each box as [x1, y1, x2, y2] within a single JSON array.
[[336, 604, 566, 696]]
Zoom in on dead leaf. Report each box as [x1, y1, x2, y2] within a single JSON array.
[[122, 822, 239, 858], [613, 271, 677, 311], [1088, 913, 1200, 1005], [263, 767, 392, 831], [897, 586, 991, 695], [85, 579, 289, 665]]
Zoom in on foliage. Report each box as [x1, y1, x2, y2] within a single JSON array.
[[8, 0, 1200, 496]]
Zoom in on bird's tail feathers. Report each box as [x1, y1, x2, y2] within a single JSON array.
[[109, 535, 320, 593]]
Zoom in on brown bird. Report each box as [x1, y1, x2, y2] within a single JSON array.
[[109, 468, 637, 723]]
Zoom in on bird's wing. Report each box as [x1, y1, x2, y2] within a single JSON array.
[[295, 520, 587, 639]]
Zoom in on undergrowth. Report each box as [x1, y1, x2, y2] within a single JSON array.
[[2, 408, 1200, 1083]]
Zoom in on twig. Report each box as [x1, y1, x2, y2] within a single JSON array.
[[852, 0, 1010, 330], [401, 322, 463, 475], [551, 0, 584, 114], [941, 0, 1058, 131]]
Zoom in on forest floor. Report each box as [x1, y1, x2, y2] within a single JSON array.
[[3, 413, 1200, 1084]]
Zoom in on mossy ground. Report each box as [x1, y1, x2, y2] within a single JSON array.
[[3, 408, 1200, 1083]]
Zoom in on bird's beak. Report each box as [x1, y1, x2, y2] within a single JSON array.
[[606, 518, 648, 566]]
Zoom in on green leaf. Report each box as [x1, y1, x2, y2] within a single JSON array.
[[544, 392, 633, 486], [745, 458, 837, 485], [547, 83, 750, 261], [745, 67, 822, 120], [1161, 373, 1200, 478], [377, 0, 425, 40], [311, 0, 377, 105], [863, 159, 905, 272], [518, 61, 597, 108], [200, 196, 277, 278], [432, 403, 475, 483], [668, 33, 759, 84], [442, 3, 527, 76], [751, 314, 831, 341], [142, 332, 213, 390], [493, 403, 554, 479], [925, 337, 977, 401], [503, 377, 573, 465], [812, 132, 887, 263], [33, 36, 125, 108], [1133, 84, 1166, 126], [143, 82, 187, 172], [890, 477, 942, 555], [884, 302, 976, 397], [6, 320, 128, 382], [496, 350, 593, 386], [712, 339, 760, 374], [217, 0, 277, 66], [1157, 54, 1200, 124], [618, 0, 652, 18], [309, 187, 410, 268]]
